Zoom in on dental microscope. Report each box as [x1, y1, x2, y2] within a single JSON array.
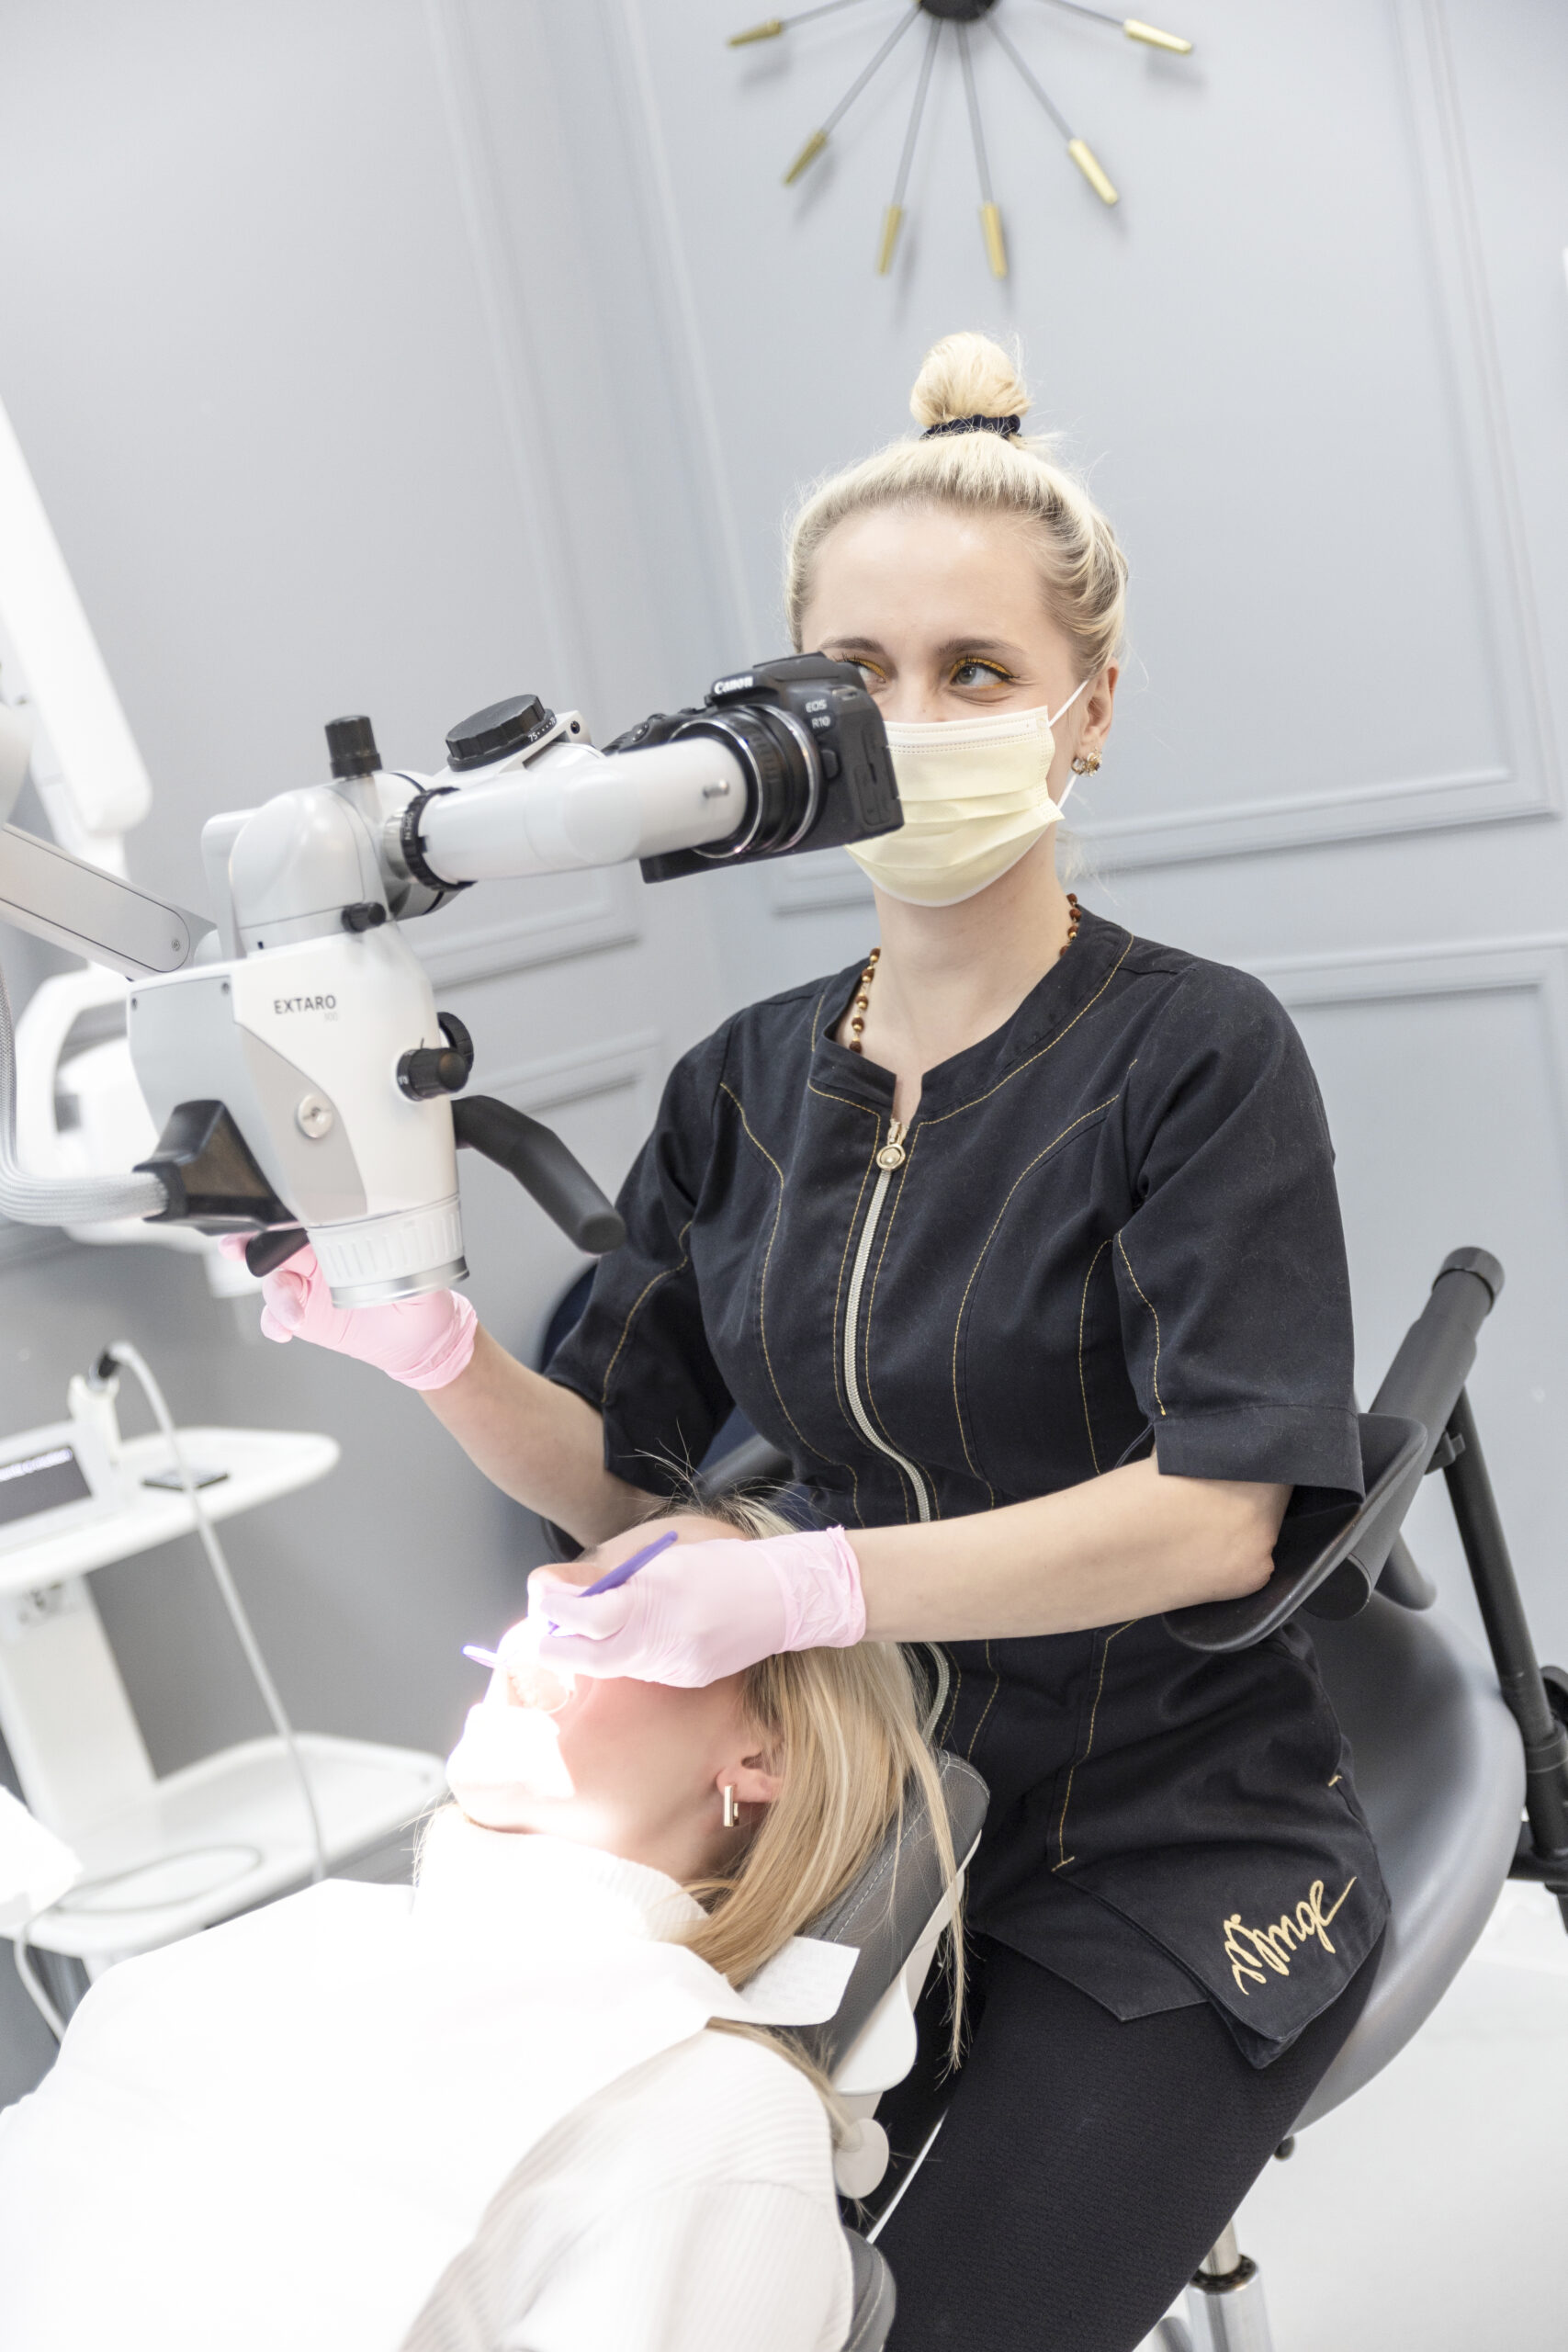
[[0, 657, 900, 1285]]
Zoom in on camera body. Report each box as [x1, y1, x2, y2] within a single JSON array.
[[609, 654, 902, 883]]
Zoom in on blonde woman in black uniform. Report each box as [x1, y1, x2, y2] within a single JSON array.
[[253, 334, 1385, 2349]]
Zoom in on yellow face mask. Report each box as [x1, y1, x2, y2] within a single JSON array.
[[846, 681, 1089, 908]]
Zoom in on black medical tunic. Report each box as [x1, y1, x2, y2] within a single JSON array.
[[547, 908, 1389, 2063]]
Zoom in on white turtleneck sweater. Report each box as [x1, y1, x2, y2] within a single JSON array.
[[0, 1823, 853, 2352], [401, 1821, 853, 2352]]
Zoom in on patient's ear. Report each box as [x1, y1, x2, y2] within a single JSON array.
[[726, 1740, 784, 1810]]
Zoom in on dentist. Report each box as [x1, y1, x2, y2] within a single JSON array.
[[255, 334, 1384, 2352]]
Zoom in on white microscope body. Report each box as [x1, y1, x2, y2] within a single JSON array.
[[123, 710, 750, 1300]]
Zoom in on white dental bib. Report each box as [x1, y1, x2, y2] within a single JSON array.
[[0, 1824, 857, 2352]]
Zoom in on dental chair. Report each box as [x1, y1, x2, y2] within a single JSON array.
[[1132, 1246, 1568, 2351], [795, 1747, 988, 2352]]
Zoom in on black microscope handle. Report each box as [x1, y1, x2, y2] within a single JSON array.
[[246, 1225, 310, 1277], [452, 1095, 626, 1257]]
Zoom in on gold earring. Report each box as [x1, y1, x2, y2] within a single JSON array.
[[722, 1785, 739, 1829], [1070, 750, 1101, 775]]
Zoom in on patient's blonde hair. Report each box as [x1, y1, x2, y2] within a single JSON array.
[[785, 330, 1127, 684], [660, 1489, 965, 2075]]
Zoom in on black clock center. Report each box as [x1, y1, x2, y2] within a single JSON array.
[[917, 0, 1000, 21]]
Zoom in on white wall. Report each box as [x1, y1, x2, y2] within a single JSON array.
[[1, 0, 1564, 2088]]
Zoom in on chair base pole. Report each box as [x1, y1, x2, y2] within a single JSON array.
[[1185, 2228, 1276, 2352]]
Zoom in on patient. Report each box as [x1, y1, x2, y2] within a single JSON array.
[[0, 1499, 956, 2352]]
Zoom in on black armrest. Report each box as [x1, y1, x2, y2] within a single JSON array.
[[1164, 1412, 1427, 1654]]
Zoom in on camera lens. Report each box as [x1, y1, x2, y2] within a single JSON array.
[[674, 707, 820, 860]]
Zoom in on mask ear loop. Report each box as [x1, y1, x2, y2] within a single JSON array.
[[1045, 674, 1091, 731], [1048, 675, 1094, 811]]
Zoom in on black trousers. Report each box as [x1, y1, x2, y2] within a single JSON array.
[[874, 1932, 1381, 2352]]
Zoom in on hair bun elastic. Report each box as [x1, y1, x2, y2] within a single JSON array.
[[921, 413, 1022, 441]]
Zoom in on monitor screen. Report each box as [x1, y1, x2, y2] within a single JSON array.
[[0, 1443, 93, 1530]]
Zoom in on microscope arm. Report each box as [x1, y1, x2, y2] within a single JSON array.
[[0, 820, 208, 978]]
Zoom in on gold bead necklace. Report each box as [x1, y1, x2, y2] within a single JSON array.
[[847, 893, 1083, 1056]]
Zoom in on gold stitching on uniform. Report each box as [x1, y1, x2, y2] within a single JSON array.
[[966, 1641, 1001, 1760], [948, 1096, 1122, 1482], [1116, 1231, 1165, 1416], [599, 1216, 694, 1404], [1077, 1237, 1114, 1475], [1223, 1878, 1358, 1994], [717, 1081, 834, 1466], [807, 1080, 884, 1118], [1053, 1621, 1133, 1870], [920, 928, 1134, 1129]]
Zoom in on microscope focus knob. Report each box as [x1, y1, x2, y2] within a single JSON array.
[[325, 713, 380, 779], [446, 693, 555, 773], [397, 1046, 469, 1101]]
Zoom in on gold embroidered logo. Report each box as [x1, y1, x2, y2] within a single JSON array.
[[1223, 1877, 1357, 1994]]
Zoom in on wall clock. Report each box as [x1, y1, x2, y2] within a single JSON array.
[[729, 0, 1193, 277]]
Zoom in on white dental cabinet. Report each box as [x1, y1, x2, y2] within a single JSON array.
[[0, 1409, 445, 1971]]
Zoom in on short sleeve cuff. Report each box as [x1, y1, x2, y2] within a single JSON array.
[[1152, 1403, 1363, 1500]]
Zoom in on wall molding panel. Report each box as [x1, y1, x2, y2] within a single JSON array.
[[477, 1027, 665, 1133], [1073, 0, 1560, 873], [422, 0, 585, 701], [1249, 930, 1568, 1167], [767, 849, 874, 919], [412, 865, 642, 989]]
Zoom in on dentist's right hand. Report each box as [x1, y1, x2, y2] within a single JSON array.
[[221, 1238, 479, 1390]]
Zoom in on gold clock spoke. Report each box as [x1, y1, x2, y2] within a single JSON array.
[[987, 17, 1120, 206], [956, 24, 1008, 279], [1028, 0, 1193, 53], [782, 3, 920, 184], [877, 15, 943, 274], [729, 0, 884, 46]]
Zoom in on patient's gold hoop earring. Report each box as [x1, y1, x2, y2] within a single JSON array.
[[1070, 749, 1101, 775], [722, 1785, 739, 1829]]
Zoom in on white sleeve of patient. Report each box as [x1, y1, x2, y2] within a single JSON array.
[[513, 2181, 852, 2352], [404, 2029, 853, 2352]]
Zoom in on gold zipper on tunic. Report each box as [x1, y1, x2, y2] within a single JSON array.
[[841, 1118, 934, 1521]]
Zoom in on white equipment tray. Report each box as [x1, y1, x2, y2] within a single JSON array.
[[28, 1732, 446, 1961], [0, 1426, 341, 1599]]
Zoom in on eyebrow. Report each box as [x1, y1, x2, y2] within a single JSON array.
[[821, 634, 1030, 665]]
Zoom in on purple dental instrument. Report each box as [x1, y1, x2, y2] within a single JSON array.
[[577, 1526, 679, 1597], [460, 1528, 680, 1668]]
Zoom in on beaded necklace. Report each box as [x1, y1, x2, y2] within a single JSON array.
[[846, 893, 1083, 1055]]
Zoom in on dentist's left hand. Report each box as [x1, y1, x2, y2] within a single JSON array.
[[220, 1238, 478, 1389], [529, 1525, 866, 1688]]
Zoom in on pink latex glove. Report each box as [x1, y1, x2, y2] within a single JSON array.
[[528, 1526, 866, 1688], [220, 1238, 478, 1390]]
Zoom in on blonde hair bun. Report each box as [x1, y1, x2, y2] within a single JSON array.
[[909, 332, 1031, 433], [785, 327, 1126, 676]]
